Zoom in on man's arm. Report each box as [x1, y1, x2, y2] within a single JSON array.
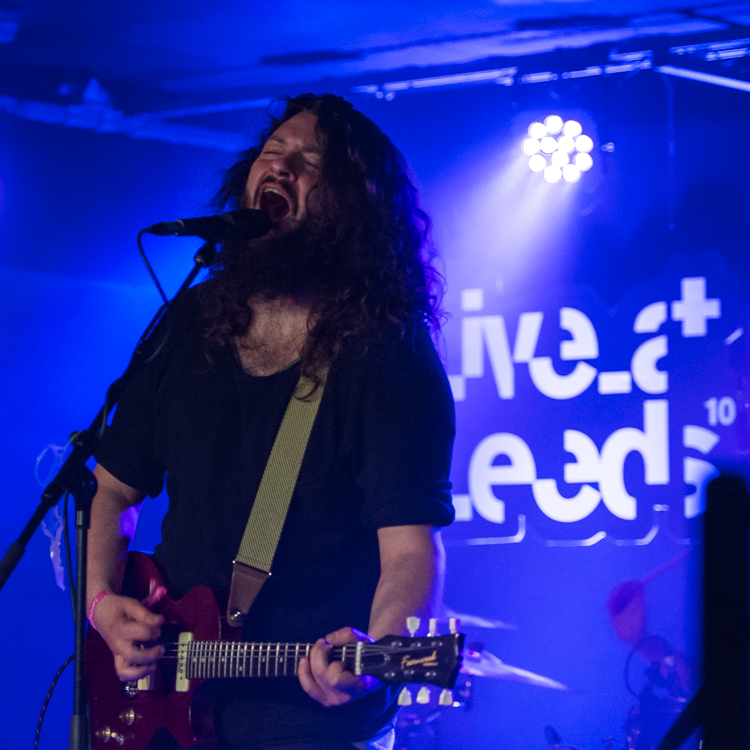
[[87, 464, 165, 681], [369, 524, 445, 639], [298, 524, 444, 706]]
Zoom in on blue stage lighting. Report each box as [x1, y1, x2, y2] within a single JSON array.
[[528, 122, 546, 139], [523, 138, 541, 155], [575, 134, 594, 153], [524, 117, 594, 181], [528, 154, 546, 172], [544, 164, 563, 183], [574, 152, 594, 172], [563, 164, 581, 183], [544, 115, 563, 134]]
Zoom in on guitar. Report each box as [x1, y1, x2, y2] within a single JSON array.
[[85, 552, 464, 749]]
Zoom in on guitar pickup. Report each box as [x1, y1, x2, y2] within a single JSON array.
[[175, 631, 194, 693]]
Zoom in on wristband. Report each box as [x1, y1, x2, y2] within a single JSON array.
[[87, 590, 112, 631]]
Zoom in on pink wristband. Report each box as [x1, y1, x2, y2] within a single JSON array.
[[87, 590, 112, 631]]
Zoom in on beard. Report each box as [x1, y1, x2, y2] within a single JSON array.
[[209, 219, 332, 302]]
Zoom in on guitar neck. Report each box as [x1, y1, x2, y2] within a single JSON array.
[[184, 641, 354, 680]]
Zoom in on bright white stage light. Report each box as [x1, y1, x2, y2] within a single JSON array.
[[544, 115, 563, 134], [528, 154, 546, 172], [523, 138, 541, 155], [525, 116, 594, 180], [540, 136, 557, 153], [574, 152, 593, 171], [528, 122, 547, 139], [544, 165, 562, 183], [575, 134, 594, 153]]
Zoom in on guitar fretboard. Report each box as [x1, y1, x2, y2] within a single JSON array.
[[183, 642, 354, 679]]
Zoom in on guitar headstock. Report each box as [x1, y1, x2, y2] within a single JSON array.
[[360, 624, 464, 689]]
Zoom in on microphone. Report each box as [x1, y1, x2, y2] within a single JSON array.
[[143, 209, 271, 242]]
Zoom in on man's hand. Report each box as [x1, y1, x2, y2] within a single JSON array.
[[297, 626, 381, 707], [93, 593, 165, 681]]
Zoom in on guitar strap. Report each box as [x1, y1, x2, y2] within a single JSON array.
[[226, 367, 328, 627]]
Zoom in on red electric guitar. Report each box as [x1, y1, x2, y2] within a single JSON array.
[[85, 552, 464, 749]]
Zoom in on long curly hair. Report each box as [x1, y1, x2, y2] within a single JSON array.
[[201, 93, 443, 385]]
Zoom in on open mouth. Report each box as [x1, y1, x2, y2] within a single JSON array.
[[259, 187, 291, 223]]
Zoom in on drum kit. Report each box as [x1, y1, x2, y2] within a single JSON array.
[[394, 605, 572, 750]]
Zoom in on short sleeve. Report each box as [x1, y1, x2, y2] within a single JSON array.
[[92, 298, 198, 498], [343, 328, 456, 529], [94, 357, 166, 498]]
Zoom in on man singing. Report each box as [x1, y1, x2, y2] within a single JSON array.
[[86, 93, 455, 750]]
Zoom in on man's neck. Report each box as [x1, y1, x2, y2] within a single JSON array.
[[234, 296, 311, 377]]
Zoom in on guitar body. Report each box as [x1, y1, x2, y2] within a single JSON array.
[[85, 552, 223, 749]]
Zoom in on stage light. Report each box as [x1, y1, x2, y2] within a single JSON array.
[[544, 115, 563, 134], [523, 138, 541, 155], [563, 164, 581, 182], [528, 154, 546, 172], [544, 165, 562, 183], [528, 122, 546, 139], [563, 120, 582, 137], [540, 136, 557, 153], [524, 116, 594, 181], [574, 152, 593, 171]]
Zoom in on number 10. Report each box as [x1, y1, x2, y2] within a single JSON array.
[[704, 396, 737, 426]]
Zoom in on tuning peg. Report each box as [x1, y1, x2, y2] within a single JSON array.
[[439, 688, 453, 706], [427, 618, 438, 637], [416, 686, 431, 704], [449, 617, 460, 634], [406, 616, 421, 636], [398, 687, 413, 706]]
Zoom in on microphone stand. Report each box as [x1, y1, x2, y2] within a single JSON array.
[[0, 241, 216, 750]]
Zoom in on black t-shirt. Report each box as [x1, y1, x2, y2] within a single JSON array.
[[95, 288, 455, 748]]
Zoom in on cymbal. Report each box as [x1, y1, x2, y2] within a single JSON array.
[[460, 648, 569, 690], [439, 604, 516, 630]]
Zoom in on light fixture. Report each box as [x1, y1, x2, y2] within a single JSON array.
[[574, 152, 593, 171], [528, 154, 546, 172], [544, 115, 563, 134], [544, 165, 563, 183], [523, 138, 541, 155], [562, 164, 581, 182], [528, 122, 547, 139], [540, 135, 558, 153], [524, 117, 594, 181]]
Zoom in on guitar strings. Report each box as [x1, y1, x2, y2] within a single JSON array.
[[153, 643, 445, 662]]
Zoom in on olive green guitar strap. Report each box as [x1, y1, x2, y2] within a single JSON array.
[[226, 368, 328, 627]]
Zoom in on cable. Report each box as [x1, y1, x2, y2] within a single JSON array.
[[35, 654, 75, 750], [137, 229, 168, 303]]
